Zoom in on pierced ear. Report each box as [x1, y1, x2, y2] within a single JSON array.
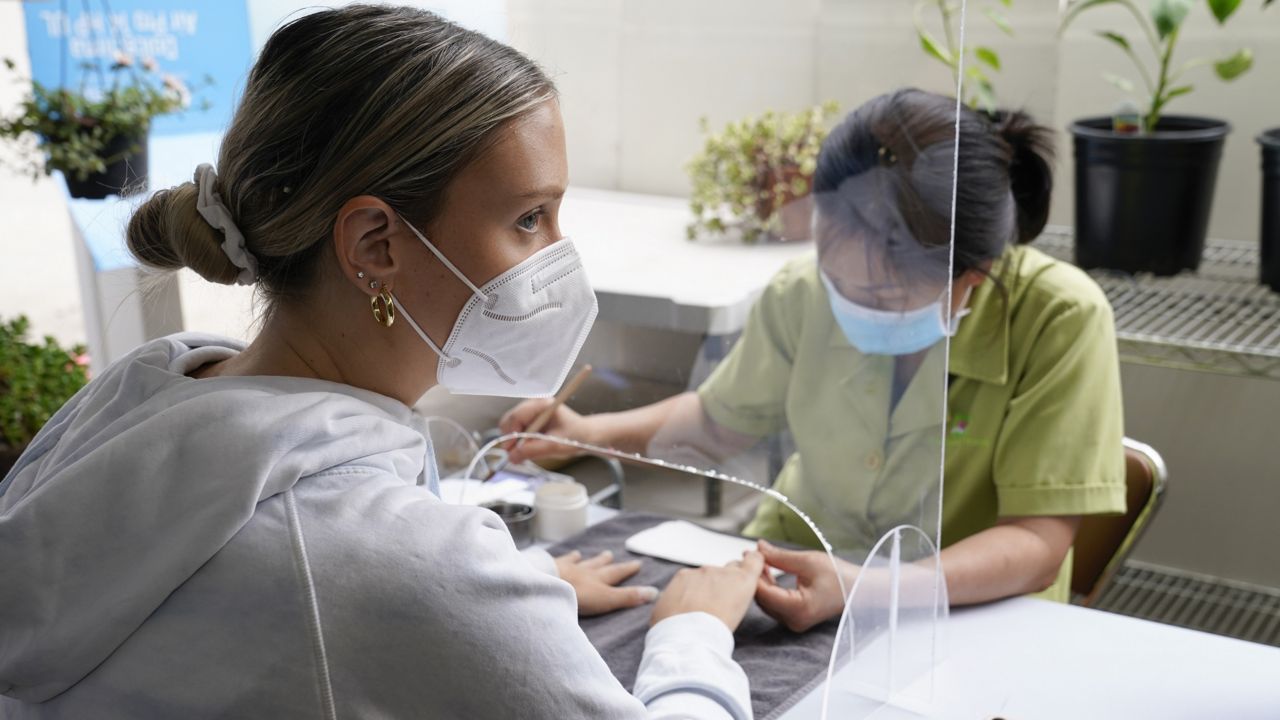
[[334, 196, 399, 294]]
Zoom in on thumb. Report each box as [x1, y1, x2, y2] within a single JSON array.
[[738, 550, 766, 580], [498, 404, 531, 435], [499, 399, 551, 439], [754, 576, 806, 619], [757, 539, 817, 576], [754, 576, 823, 633]]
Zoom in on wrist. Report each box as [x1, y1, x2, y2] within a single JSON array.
[[838, 558, 860, 589], [581, 412, 621, 451]]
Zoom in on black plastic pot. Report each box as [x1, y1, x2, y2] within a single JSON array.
[[62, 130, 149, 200], [1261, 129, 1280, 292], [1071, 116, 1230, 276]]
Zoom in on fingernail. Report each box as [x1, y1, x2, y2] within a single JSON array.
[[637, 586, 659, 603]]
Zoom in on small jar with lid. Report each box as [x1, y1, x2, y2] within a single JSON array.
[[534, 481, 589, 543]]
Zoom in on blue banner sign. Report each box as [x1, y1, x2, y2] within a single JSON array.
[[22, 2, 252, 135]]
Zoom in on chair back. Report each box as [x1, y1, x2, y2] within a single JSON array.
[[1071, 437, 1168, 606]]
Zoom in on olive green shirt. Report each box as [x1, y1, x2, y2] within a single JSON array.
[[697, 245, 1126, 602]]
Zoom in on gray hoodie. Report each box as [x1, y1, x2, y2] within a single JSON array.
[[0, 335, 750, 719]]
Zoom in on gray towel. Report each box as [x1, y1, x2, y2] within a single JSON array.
[[550, 513, 839, 720]]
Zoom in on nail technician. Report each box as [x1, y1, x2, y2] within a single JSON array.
[[0, 6, 763, 718], [504, 90, 1127, 625]]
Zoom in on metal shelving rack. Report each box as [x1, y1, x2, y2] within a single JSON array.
[[1034, 228, 1280, 380]]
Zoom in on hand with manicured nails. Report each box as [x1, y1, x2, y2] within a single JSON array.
[[498, 399, 592, 464], [754, 539, 854, 633], [650, 551, 766, 632], [555, 550, 658, 616]]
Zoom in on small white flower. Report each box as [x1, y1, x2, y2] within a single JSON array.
[[163, 74, 192, 108], [111, 51, 133, 68], [141, 57, 157, 72]]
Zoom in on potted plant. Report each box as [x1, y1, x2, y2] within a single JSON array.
[[0, 316, 89, 478], [914, 0, 1017, 114], [0, 53, 205, 199], [687, 101, 839, 244], [1062, 0, 1271, 276], [1261, 127, 1280, 291]]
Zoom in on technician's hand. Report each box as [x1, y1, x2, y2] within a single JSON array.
[[499, 399, 593, 464], [754, 540, 853, 633], [650, 551, 765, 632], [555, 550, 659, 617]]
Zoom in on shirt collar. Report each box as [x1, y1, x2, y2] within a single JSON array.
[[948, 249, 1014, 385]]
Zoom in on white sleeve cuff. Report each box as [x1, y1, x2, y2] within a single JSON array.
[[633, 612, 753, 720], [645, 611, 735, 656]]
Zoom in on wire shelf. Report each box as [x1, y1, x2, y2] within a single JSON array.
[[1034, 228, 1280, 380], [1094, 561, 1280, 647]]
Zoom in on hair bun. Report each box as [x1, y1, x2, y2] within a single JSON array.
[[127, 182, 243, 285], [996, 110, 1055, 244]]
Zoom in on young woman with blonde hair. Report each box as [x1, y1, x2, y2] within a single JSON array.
[[0, 7, 759, 718]]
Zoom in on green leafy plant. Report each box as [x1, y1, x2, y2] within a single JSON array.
[[915, 0, 1016, 114], [0, 54, 209, 182], [687, 101, 839, 243], [0, 315, 88, 452], [1061, 0, 1274, 133]]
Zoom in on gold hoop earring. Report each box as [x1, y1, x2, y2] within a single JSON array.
[[371, 289, 395, 328]]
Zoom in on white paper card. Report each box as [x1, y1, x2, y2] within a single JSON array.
[[625, 520, 782, 576]]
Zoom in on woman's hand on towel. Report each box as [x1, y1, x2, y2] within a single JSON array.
[[753, 540, 854, 633], [555, 550, 659, 616], [649, 550, 765, 632]]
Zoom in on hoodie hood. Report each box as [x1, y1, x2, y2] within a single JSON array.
[[0, 334, 435, 702]]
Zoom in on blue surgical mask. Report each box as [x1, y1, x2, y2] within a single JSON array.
[[820, 268, 971, 356]]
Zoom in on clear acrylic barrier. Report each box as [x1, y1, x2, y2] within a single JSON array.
[[425, 7, 978, 713], [430, 107, 964, 720], [821, 526, 948, 718], [460, 431, 850, 603]]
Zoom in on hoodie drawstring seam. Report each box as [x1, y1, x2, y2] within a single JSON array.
[[285, 489, 338, 720]]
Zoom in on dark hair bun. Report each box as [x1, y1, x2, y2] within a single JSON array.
[[995, 110, 1055, 244]]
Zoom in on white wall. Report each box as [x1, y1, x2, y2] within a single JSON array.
[[248, 0, 508, 49], [508, 0, 1059, 195], [1121, 363, 1280, 588], [509, 0, 825, 194], [509, 0, 1280, 243], [0, 2, 84, 348]]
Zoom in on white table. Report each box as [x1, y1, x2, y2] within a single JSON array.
[[561, 187, 814, 336], [466, 489, 1280, 719], [778, 596, 1280, 719]]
